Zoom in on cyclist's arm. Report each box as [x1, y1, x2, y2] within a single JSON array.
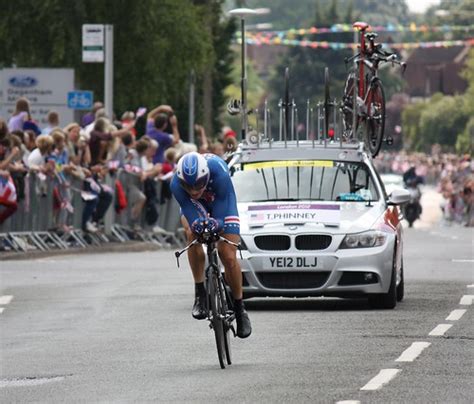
[[210, 163, 238, 230]]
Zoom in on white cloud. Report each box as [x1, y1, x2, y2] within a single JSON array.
[[406, 0, 441, 13]]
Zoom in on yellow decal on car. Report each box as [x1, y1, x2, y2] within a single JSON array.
[[245, 160, 334, 170]]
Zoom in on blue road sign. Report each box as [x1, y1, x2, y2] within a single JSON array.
[[67, 91, 93, 110]]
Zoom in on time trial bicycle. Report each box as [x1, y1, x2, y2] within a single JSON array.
[[175, 225, 241, 369], [341, 21, 406, 157]]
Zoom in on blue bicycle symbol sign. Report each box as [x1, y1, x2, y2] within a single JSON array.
[[67, 91, 93, 110]]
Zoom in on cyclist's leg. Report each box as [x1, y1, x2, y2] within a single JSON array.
[[181, 215, 205, 283], [218, 232, 242, 300], [218, 222, 252, 338]]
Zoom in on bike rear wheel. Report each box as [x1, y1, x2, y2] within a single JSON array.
[[365, 79, 385, 158], [208, 269, 226, 369], [324, 67, 331, 139]]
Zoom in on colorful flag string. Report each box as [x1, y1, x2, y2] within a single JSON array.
[[240, 36, 474, 50], [242, 23, 474, 38]]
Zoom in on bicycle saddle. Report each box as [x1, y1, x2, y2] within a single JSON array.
[[365, 32, 378, 40], [353, 21, 370, 31]]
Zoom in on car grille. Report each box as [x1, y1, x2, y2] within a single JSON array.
[[295, 235, 332, 250], [254, 235, 291, 251], [256, 271, 330, 289]]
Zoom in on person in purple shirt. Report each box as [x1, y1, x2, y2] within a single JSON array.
[[145, 104, 180, 164], [81, 101, 104, 128]]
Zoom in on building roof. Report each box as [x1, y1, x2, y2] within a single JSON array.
[[406, 46, 466, 65]]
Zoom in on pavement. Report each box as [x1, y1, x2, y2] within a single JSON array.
[[0, 241, 162, 261]]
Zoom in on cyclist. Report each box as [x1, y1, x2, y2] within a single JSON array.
[[170, 151, 252, 339]]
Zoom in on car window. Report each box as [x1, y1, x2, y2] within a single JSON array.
[[231, 160, 380, 203]]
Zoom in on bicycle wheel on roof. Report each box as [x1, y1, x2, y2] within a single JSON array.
[[365, 79, 385, 158]]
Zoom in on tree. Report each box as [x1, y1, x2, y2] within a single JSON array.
[[0, 0, 235, 138], [265, 0, 353, 137]]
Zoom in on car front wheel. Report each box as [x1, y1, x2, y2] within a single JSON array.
[[368, 251, 397, 309], [397, 258, 404, 302]]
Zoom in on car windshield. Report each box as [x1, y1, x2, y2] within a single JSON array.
[[231, 160, 380, 203]]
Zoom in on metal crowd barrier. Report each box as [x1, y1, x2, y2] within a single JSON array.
[[0, 170, 185, 254]]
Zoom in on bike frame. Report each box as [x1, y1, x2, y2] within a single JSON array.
[[354, 24, 380, 115]]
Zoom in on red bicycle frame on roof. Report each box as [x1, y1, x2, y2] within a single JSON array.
[[353, 21, 371, 101]]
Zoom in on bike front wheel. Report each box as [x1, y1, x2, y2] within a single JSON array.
[[365, 79, 385, 158], [217, 277, 233, 365], [208, 270, 226, 369]]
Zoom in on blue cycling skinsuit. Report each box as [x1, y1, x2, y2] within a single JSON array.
[[170, 154, 240, 235]]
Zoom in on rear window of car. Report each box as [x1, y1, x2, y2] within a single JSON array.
[[231, 160, 380, 203]]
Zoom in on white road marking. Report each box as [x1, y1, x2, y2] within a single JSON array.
[[360, 369, 400, 391], [395, 342, 431, 362], [450, 236, 459, 240], [0, 308, 4, 314], [451, 259, 474, 263], [446, 309, 467, 321], [428, 324, 453, 336], [460, 295, 474, 305], [467, 284, 474, 288], [0, 376, 65, 388], [336, 401, 360, 404], [0, 295, 13, 305]]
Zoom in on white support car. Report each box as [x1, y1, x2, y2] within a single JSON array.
[[229, 140, 410, 309]]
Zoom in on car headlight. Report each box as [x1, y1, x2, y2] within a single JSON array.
[[339, 230, 387, 249]]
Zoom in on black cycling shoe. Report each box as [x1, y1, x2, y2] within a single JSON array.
[[192, 294, 207, 320], [235, 309, 252, 338]]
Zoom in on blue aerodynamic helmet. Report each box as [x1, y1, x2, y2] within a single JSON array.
[[177, 152, 210, 192]]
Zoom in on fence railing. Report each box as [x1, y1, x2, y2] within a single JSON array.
[[0, 170, 184, 253]]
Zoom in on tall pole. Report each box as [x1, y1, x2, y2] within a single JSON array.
[[188, 70, 195, 144], [240, 17, 247, 142], [229, 8, 258, 142], [104, 24, 114, 121]]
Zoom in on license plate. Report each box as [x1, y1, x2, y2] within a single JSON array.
[[264, 256, 318, 269]]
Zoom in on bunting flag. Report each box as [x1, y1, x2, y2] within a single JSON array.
[[242, 23, 474, 38], [239, 36, 474, 50]]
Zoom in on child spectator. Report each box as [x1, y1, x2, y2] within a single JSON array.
[[8, 97, 31, 132], [27, 135, 54, 173], [50, 129, 74, 232], [122, 135, 146, 230], [41, 111, 60, 135]]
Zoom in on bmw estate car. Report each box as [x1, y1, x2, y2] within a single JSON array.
[[228, 140, 411, 309]]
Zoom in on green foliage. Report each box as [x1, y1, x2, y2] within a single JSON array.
[[402, 93, 469, 152], [401, 100, 428, 150], [456, 116, 474, 154], [223, 56, 265, 133], [0, 0, 235, 136], [402, 48, 474, 153], [266, 0, 353, 123]]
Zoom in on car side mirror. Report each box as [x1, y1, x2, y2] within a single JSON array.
[[387, 189, 411, 205]]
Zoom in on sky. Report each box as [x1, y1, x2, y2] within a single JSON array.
[[405, 0, 441, 13]]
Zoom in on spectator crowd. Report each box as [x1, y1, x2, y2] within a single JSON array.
[[1, 96, 471, 234], [375, 150, 473, 227], [0, 97, 238, 234]]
